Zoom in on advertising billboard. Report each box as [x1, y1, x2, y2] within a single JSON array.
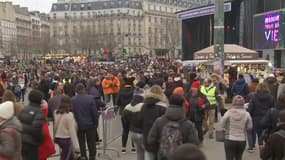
[[254, 10, 285, 50]]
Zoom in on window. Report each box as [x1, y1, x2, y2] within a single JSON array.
[[53, 13, 56, 19], [64, 4, 68, 10], [64, 12, 68, 19], [73, 12, 77, 18], [80, 12, 84, 18], [87, 12, 90, 18]]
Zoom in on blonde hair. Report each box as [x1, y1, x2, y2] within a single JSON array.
[[256, 83, 270, 93]]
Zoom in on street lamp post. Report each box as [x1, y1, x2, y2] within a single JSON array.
[[214, 0, 224, 75]]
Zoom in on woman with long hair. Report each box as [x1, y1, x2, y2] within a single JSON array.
[[54, 96, 80, 160], [248, 83, 274, 152]]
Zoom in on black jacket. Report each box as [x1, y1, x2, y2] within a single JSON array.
[[123, 102, 144, 134], [261, 102, 285, 134], [18, 103, 45, 146], [187, 94, 206, 122], [261, 124, 285, 160], [141, 97, 167, 152], [148, 105, 199, 159], [72, 93, 98, 130], [117, 85, 134, 115], [248, 92, 274, 126]]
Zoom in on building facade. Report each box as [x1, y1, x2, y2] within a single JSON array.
[[50, 0, 205, 57], [0, 2, 50, 58], [0, 2, 17, 57]]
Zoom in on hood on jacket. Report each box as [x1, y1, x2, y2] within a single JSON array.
[[235, 78, 246, 85], [0, 117, 22, 132], [144, 97, 168, 108], [144, 89, 168, 104], [228, 107, 247, 121], [165, 105, 185, 121], [255, 92, 273, 102]]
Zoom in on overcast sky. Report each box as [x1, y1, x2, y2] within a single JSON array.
[[1, 0, 57, 13]]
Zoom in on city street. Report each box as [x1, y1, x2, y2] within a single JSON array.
[[47, 115, 260, 160], [19, 89, 261, 160]]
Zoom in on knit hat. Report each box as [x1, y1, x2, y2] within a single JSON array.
[[0, 101, 14, 120], [232, 95, 245, 106], [173, 87, 184, 96], [191, 81, 201, 89]]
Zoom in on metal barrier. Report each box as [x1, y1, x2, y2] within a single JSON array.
[[97, 104, 121, 160]]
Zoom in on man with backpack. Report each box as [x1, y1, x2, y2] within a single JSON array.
[[148, 94, 199, 160], [261, 110, 285, 160]]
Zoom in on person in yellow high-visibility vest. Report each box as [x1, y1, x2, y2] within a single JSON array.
[[200, 78, 224, 139]]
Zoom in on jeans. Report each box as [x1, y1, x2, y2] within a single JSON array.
[[145, 151, 156, 160], [131, 132, 144, 160], [247, 125, 264, 148], [56, 138, 73, 160], [203, 109, 215, 136], [224, 140, 246, 160], [78, 128, 97, 160], [22, 144, 39, 160], [194, 121, 203, 143]]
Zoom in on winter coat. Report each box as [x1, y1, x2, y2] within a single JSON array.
[[248, 92, 274, 127], [187, 94, 206, 122], [54, 112, 80, 153], [39, 106, 56, 160], [221, 105, 252, 141], [47, 94, 63, 119], [277, 83, 285, 100], [261, 101, 285, 135], [18, 103, 45, 147], [232, 78, 249, 98], [123, 102, 144, 134], [148, 105, 199, 157], [141, 97, 167, 152], [101, 77, 121, 95], [261, 124, 285, 160], [116, 85, 134, 115], [72, 93, 98, 130], [265, 77, 279, 101], [0, 117, 22, 160]]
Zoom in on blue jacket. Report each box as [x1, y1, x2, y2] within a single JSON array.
[[72, 93, 98, 130], [232, 78, 249, 98]]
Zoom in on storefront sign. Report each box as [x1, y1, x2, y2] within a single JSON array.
[[176, 2, 232, 20]]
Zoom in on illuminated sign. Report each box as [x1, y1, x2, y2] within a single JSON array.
[[254, 10, 285, 50]]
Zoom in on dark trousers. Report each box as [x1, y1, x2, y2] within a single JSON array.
[[56, 138, 73, 160], [194, 121, 203, 143], [247, 125, 264, 148], [224, 140, 246, 160], [121, 117, 134, 148], [78, 128, 97, 160], [22, 144, 39, 160]]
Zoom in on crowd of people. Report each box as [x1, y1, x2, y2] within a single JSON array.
[[0, 58, 284, 160]]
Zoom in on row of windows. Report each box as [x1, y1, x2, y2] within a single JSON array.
[[53, 10, 142, 19]]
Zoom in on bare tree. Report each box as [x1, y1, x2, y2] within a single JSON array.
[[164, 19, 180, 59]]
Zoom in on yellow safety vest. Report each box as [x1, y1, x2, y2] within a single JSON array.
[[200, 85, 217, 105]]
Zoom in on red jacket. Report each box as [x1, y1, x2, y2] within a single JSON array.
[[39, 102, 56, 160]]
